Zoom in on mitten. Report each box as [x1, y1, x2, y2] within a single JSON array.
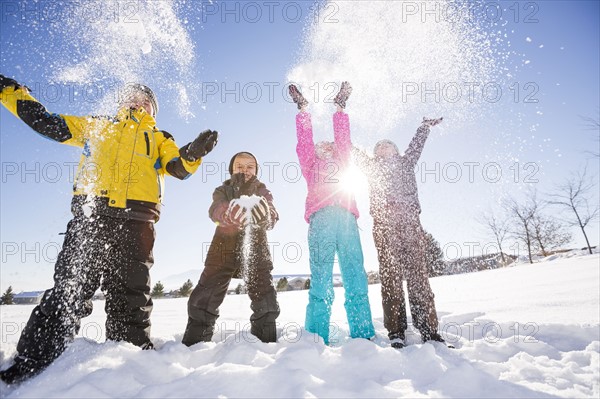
[[251, 197, 270, 227], [180, 130, 219, 161]]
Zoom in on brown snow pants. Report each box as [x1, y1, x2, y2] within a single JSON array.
[[373, 208, 439, 340], [182, 227, 280, 345], [15, 215, 155, 368]]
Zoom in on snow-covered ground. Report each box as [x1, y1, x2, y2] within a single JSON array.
[[1, 252, 598, 398]]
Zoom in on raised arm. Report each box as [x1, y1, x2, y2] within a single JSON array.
[[403, 117, 442, 165], [158, 129, 218, 180], [403, 125, 430, 165], [296, 111, 316, 178], [333, 111, 352, 166], [0, 75, 91, 147], [156, 130, 200, 180]]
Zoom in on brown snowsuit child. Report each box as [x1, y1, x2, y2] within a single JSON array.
[[352, 118, 445, 348]]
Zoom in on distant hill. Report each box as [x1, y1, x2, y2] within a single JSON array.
[[158, 270, 344, 292], [443, 252, 516, 275], [158, 269, 202, 290]]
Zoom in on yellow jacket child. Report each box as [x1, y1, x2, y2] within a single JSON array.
[[0, 75, 219, 385]]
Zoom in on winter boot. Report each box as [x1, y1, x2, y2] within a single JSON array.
[[389, 332, 405, 349], [334, 81, 352, 109], [288, 84, 308, 110], [140, 341, 155, 350], [422, 332, 454, 348], [250, 321, 278, 343], [0, 356, 47, 385], [182, 317, 214, 346]]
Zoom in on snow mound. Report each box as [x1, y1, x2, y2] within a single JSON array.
[[1, 254, 598, 398]]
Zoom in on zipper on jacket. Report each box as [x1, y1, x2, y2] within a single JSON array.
[[156, 169, 163, 202], [144, 132, 150, 156]]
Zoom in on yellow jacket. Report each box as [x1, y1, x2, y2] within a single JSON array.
[[0, 85, 201, 222]]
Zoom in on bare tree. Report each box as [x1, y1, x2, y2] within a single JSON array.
[[507, 190, 572, 258], [530, 214, 572, 256], [548, 166, 599, 254], [504, 193, 540, 264], [478, 212, 510, 265], [580, 114, 599, 158]]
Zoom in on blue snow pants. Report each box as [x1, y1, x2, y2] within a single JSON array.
[[305, 206, 375, 344]]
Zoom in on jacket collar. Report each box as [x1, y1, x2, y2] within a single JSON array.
[[116, 106, 156, 125]]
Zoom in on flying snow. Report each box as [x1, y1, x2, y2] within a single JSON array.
[[49, 0, 196, 118], [288, 0, 511, 140]]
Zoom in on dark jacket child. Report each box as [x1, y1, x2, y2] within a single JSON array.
[[182, 152, 281, 345], [352, 117, 445, 349], [0, 75, 218, 384]]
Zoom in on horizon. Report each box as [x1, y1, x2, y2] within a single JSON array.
[[5, 245, 597, 295]]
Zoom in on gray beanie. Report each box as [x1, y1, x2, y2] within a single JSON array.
[[374, 139, 400, 156], [124, 83, 159, 116]]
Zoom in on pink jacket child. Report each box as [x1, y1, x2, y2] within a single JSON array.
[[296, 110, 360, 222], [290, 82, 375, 345]]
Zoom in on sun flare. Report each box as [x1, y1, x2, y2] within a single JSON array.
[[340, 164, 368, 195]]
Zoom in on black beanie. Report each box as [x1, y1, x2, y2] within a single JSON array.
[[229, 152, 259, 175]]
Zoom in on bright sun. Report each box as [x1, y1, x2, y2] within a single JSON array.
[[340, 164, 369, 195]]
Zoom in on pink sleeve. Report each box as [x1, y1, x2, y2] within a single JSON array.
[[333, 112, 351, 165], [296, 112, 316, 179]]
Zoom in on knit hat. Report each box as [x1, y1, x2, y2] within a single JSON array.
[[374, 139, 400, 156], [123, 83, 159, 117], [229, 152, 259, 175]]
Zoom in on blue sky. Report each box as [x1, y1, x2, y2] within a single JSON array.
[[1, 0, 599, 291]]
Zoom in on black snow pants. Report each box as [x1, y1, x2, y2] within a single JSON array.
[[182, 227, 280, 345], [14, 214, 155, 369], [373, 207, 439, 341]]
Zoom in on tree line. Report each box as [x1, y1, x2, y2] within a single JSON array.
[[149, 279, 194, 298], [480, 165, 598, 264]]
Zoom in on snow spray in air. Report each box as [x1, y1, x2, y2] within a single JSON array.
[[48, 0, 197, 119], [226, 195, 270, 283], [288, 0, 512, 140]]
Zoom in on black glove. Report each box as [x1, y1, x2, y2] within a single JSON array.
[[251, 197, 270, 227], [225, 201, 248, 229], [180, 129, 219, 162], [0, 74, 24, 92]]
